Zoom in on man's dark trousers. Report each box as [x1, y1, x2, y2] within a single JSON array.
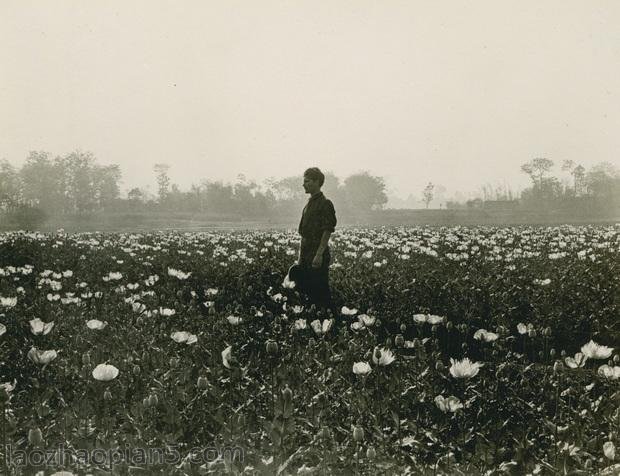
[[298, 243, 334, 312]]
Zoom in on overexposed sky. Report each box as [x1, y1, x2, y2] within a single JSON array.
[[1, 0, 619, 198]]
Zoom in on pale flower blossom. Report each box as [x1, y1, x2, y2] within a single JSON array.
[[598, 365, 620, 380], [426, 315, 445, 325], [435, 395, 463, 413], [449, 357, 483, 379], [92, 363, 119, 381], [222, 345, 233, 369], [167, 268, 191, 280], [310, 319, 333, 336], [341, 306, 358, 316], [86, 319, 107, 330], [0, 297, 17, 308], [28, 347, 58, 365], [358, 314, 376, 327], [604, 441, 616, 461], [413, 314, 427, 324], [352, 362, 372, 375], [372, 347, 395, 366], [29, 318, 55, 336], [171, 331, 198, 344], [581, 340, 614, 360], [565, 352, 588, 369], [227, 315, 242, 325], [473, 329, 499, 343]]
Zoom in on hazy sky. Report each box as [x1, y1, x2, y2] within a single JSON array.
[[2, 1, 619, 199]]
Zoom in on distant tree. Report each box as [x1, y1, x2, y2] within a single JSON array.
[[0, 160, 21, 210], [271, 176, 304, 202], [585, 162, 620, 199], [521, 158, 555, 190], [342, 172, 388, 211], [93, 164, 122, 210], [560, 160, 588, 196], [154, 163, 171, 203], [61, 150, 98, 214], [572, 165, 586, 196], [422, 182, 434, 209], [204, 180, 234, 214], [233, 176, 260, 217], [561, 160, 575, 173], [127, 187, 147, 202], [19, 151, 63, 212]]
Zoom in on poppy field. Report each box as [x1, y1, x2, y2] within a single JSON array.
[[0, 224, 619, 475]]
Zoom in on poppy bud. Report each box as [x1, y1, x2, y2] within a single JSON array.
[[159, 322, 166, 331], [461, 343, 468, 351], [446, 321, 453, 331], [538, 351, 544, 359], [208, 306, 216, 315], [553, 361, 563, 374], [385, 337, 392, 347], [308, 338, 316, 348], [560, 350, 566, 358], [169, 357, 179, 368], [28, 427, 43, 446], [400, 324, 406, 333], [266, 339, 279, 354], [82, 353, 91, 365], [103, 389, 113, 401], [143, 397, 150, 407], [352, 425, 364, 442], [435, 361, 445, 371], [366, 446, 376, 459], [148, 394, 159, 407], [282, 385, 293, 403], [614, 355, 620, 364], [375, 319, 382, 327], [528, 329, 536, 338], [197, 376, 208, 390], [549, 348, 556, 358], [412, 338, 421, 349], [132, 365, 141, 376], [395, 334, 405, 347]]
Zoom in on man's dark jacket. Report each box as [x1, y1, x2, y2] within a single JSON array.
[[297, 191, 337, 267]]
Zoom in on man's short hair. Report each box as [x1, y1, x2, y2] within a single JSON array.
[[304, 167, 325, 187]]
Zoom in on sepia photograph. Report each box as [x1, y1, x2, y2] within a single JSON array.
[[1, 1, 619, 474]]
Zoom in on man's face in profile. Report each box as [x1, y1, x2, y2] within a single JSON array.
[[303, 174, 319, 194]]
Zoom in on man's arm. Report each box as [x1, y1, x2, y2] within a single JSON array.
[[312, 230, 332, 267]]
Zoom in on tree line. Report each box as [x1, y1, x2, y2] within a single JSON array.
[[1, 150, 618, 227], [443, 158, 619, 212], [0, 151, 389, 221]]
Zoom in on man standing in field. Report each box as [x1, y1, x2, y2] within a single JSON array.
[[296, 167, 337, 314]]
